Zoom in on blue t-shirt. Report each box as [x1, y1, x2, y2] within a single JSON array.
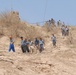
[[39, 40, 44, 45], [35, 39, 39, 45]]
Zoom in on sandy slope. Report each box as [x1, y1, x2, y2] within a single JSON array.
[[0, 11, 76, 75], [0, 31, 76, 75]]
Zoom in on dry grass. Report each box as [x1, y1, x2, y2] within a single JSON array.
[[0, 11, 49, 39]]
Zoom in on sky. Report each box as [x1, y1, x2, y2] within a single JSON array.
[[0, 0, 76, 25]]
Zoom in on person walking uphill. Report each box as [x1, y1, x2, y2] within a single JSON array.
[[61, 25, 65, 36], [34, 38, 39, 49], [65, 26, 69, 36], [8, 36, 15, 52], [20, 37, 25, 53], [39, 38, 45, 53], [23, 38, 30, 53], [51, 34, 56, 47]]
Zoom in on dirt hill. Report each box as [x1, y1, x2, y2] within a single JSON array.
[[0, 11, 76, 75]]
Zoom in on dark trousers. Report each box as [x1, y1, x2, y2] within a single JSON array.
[[21, 45, 29, 53], [53, 40, 56, 46], [21, 45, 25, 53], [39, 44, 44, 53], [24, 45, 29, 53]]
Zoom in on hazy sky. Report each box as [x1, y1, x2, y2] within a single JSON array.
[[0, 0, 76, 25]]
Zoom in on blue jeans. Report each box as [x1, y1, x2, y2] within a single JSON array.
[[8, 44, 15, 52]]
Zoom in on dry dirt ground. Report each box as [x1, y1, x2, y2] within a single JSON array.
[[0, 28, 76, 75], [0, 11, 76, 75]]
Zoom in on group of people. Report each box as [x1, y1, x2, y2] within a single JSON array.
[[20, 37, 45, 53], [8, 24, 69, 53], [61, 25, 69, 36], [46, 19, 68, 28], [46, 18, 56, 27], [8, 36, 45, 53]]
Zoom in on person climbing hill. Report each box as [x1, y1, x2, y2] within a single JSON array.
[[51, 34, 56, 47], [8, 36, 15, 52]]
